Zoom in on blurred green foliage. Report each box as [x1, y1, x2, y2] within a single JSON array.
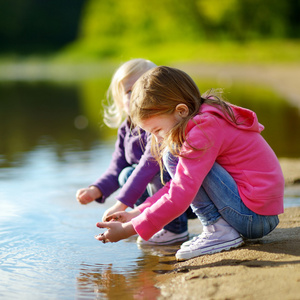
[[78, 77, 113, 130], [0, 0, 299, 63], [58, 0, 300, 62], [78, 0, 300, 43]]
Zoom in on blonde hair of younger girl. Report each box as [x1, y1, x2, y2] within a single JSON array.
[[104, 58, 157, 128]]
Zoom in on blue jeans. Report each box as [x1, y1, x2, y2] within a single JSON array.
[[163, 151, 279, 239], [118, 166, 188, 234]]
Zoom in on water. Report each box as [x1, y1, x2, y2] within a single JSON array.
[[0, 81, 300, 299], [0, 142, 175, 299]]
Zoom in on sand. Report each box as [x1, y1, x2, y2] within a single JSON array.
[[155, 63, 300, 300], [156, 206, 300, 300]]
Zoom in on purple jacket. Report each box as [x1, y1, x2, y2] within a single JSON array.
[[92, 119, 160, 208]]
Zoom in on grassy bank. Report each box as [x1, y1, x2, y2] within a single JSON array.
[[0, 39, 300, 66], [52, 39, 300, 65]]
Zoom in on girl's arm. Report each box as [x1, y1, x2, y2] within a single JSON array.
[[90, 122, 130, 203], [114, 132, 160, 208], [132, 117, 223, 240]]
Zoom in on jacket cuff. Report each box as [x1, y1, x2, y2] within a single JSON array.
[[131, 209, 161, 241]]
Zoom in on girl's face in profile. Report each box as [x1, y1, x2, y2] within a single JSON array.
[[139, 112, 182, 143], [121, 74, 141, 115]]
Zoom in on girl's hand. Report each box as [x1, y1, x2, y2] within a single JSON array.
[[104, 209, 141, 223], [102, 201, 128, 222], [76, 186, 101, 205], [95, 221, 136, 243]]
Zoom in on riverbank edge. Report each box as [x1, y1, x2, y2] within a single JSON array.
[[155, 205, 300, 300]]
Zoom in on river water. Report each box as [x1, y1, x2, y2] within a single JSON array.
[[0, 141, 172, 299], [0, 80, 300, 299]]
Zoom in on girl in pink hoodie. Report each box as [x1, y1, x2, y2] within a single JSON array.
[[96, 66, 285, 261]]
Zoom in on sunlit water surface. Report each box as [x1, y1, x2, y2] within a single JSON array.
[[0, 143, 175, 300]]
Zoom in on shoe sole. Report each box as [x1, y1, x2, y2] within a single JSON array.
[[137, 234, 189, 246], [176, 237, 244, 261]]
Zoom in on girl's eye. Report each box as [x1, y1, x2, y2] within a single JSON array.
[[126, 90, 132, 95]]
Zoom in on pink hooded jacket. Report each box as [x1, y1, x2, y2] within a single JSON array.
[[132, 104, 285, 240]]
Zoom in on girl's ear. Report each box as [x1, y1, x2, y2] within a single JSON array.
[[175, 104, 189, 118]]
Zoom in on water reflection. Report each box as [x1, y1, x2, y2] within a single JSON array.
[[0, 80, 300, 299], [1, 80, 300, 163], [76, 243, 179, 300], [0, 81, 115, 168], [77, 263, 160, 300]]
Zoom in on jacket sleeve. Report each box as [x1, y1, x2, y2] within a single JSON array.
[[132, 116, 224, 240], [115, 134, 160, 208], [92, 124, 130, 203]]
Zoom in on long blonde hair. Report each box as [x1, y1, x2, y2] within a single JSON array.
[[104, 58, 157, 128], [130, 66, 238, 174]]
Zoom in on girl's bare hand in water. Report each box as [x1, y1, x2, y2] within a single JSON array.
[[104, 209, 141, 223], [95, 221, 136, 243]]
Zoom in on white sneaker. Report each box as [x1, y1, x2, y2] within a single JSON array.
[[176, 218, 244, 261], [180, 235, 200, 248], [137, 229, 189, 245]]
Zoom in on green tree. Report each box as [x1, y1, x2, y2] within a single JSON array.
[[76, 0, 206, 56], [72, 0, 300, 58]]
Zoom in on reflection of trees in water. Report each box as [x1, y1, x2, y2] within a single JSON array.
[[0, 82, 115, 167], [76, 263, 160, 299], [1, 79, 300, 168], [76, 245, 178, 299]]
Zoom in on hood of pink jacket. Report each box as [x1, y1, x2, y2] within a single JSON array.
[[186, 104, 265, 133]]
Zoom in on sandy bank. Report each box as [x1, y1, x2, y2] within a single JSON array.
[[156, 206, 300, 300], [155, 157, 300, 300]]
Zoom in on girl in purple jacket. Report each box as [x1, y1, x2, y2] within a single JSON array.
[[96, 66, 284, 261], [76, 60, 191, 245]]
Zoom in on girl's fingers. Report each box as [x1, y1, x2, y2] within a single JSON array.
[[95, 221, 119, 243], [95, 232, 110, 243], [104, 213, 120, 222], [104, 215, 113, 222], [96, 221, 120, 229], [96, 221, 111, 229]]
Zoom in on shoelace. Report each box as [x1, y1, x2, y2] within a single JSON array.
[[189, 231, 210, 246]]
